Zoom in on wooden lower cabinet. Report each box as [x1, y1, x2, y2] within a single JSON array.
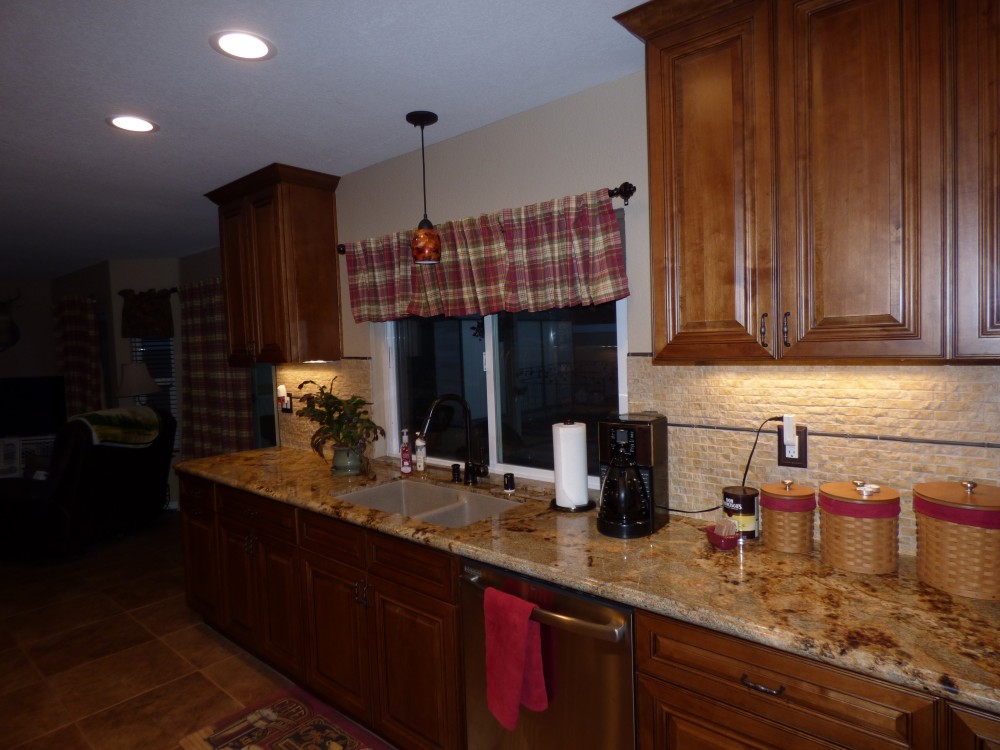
[[300, 549, 371, 722], [369, 574, 461, 750], [216, 486, 302, 678], [946, 703, 1000, 749], [636, 611, 938, 749], [177, 477, 464, 750], [638, 673, 833, 749], [296, 504, 462, 750], [178, 474, 219, 623]]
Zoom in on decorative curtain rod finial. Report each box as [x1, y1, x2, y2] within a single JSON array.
[[608, 182, 637, 205]]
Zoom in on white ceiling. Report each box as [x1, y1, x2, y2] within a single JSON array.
[[0, 1, 645, 279]]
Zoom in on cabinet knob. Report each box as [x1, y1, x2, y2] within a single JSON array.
[[962, 480, 977, 494]]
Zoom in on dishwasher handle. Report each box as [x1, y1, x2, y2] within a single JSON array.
[[460, 571, 627, 643]]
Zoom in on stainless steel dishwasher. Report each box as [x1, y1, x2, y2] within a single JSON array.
[[460, 559, 635, 749]]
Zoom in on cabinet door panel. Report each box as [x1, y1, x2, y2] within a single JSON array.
[[217, 520, 257, 646], [370, 576, 461, 750], [955, 0, 1000, 358], [300, 551, 371, 723], [777, 0, 946, 359], [181, 508, 218, 621], [638, 674, 835, 749], [256, 535, 302, 677], [948, 702, 1000, 748], [179, 477, 219, 623], [247, 190, 290, 363], [648, 0, 775, 361], [219, 204, 256, 365]]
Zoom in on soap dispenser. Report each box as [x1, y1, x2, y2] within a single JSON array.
[[400, 428, 412, 475]]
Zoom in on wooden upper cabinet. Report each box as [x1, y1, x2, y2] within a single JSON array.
[[775, 0, 947, 360], [642, 0, 776, 361], [619, 0, 954, 362], [954, 0, 1000, 359], [206, 163, 342, 365]]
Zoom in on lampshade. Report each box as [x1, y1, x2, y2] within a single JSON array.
[[118, 361, 160, 398], [406, 110, 442, 265]]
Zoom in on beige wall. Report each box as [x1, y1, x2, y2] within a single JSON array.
[[335, 71, 651, 357], [288, 71, 999, 558]]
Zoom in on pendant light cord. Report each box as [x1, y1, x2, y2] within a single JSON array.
[[419, 126, 428, 220]]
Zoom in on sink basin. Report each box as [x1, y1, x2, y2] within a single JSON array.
[[336, 481, 519, 528]]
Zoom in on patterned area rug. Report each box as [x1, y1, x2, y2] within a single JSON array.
[[180, 686, 396, 750]]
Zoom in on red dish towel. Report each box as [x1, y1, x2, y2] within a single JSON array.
[[484, 586, 548, 730]]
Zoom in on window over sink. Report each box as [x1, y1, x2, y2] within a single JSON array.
[[388, 298, 627, 483]]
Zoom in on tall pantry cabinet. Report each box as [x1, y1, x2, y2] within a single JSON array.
[[206, 163, 343, 365], [617, 0, 965, 363]]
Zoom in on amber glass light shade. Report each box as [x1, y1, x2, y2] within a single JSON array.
[[412, 217, 442, 264]]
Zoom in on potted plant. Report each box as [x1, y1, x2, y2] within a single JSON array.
[[296, 379, 385, 476]]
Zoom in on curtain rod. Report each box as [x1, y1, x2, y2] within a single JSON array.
[[337, 182, 636, 255]]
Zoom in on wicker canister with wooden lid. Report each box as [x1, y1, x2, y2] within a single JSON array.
[[819, 481, 900, 574], [913, 480, 1000, 600], [761, 479, 816, 554]]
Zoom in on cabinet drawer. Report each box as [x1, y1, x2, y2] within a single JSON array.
[[367, 533, 457, 603], [178, 474, 215, 515], [636, 611, 937, 749], [298, 509, 366, 569], [217, 485, 296, 542]]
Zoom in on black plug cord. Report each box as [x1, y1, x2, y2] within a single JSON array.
[[741, 416, 784, 488], [673, 416, 783, 515]]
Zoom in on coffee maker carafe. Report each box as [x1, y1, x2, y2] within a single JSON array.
[[597, 414, 668, 539], [598, 435, 652, 538]]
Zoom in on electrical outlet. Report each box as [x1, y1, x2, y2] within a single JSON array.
[[777, 425, 808, 468]]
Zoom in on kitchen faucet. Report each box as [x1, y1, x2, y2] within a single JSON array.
[[420, 393, 486, 485]]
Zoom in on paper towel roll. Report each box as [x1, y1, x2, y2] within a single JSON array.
[[552, 421, 588, 508]]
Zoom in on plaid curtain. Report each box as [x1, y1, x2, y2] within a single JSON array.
[[179, 278, 254, 459], [344, 188, 628, 322], [55, 296, 104, 416], [346, 213, 507, 322], [501, 189, 629, 311]]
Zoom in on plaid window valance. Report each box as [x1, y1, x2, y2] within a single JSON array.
[[344, 188, 629, 323]]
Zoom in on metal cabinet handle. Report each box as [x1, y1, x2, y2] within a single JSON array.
[[353, 581, 362, 605], [759, 313, 768, 348], [460, 572, 626, 643], [740, 673, 786, 697], [782, 312, 791, 347]]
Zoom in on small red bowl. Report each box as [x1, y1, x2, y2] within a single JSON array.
[[706, 524, 740, 550]]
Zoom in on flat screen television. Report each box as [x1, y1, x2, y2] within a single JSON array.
[[0, 376, 67, 437]]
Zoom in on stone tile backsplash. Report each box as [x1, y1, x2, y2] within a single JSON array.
[[628, 360, 1000, 556], [274, 357, 1000, 557]]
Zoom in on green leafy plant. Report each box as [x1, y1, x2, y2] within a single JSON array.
[[296, 380, 385, 462]]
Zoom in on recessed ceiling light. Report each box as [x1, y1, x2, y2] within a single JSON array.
[[107, 115, 159, 133], [210, 31, 275, 61]]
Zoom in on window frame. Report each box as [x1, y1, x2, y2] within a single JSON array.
[[379, 297, 628, 487]]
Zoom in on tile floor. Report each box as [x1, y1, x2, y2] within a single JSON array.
[[0, 510, 294, 750]]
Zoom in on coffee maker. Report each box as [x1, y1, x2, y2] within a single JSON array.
[[597, 414, 668, 538]]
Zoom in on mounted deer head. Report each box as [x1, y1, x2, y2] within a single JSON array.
[[0, 291, 21, 353]]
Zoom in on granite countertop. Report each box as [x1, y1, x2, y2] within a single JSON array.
[[175, 447, 1000, 715]]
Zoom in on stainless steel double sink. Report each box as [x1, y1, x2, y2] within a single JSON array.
[[335, 480, 519, 528]]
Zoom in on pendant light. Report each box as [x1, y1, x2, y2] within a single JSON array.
[[406, 110, 441, 264]]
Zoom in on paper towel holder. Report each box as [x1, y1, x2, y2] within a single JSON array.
[[549, 498, 597, 512]]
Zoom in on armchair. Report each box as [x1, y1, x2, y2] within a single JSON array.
[[0, 407, 177, 559]]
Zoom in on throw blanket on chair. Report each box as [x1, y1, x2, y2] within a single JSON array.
[[70, 406, 160, 446]]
